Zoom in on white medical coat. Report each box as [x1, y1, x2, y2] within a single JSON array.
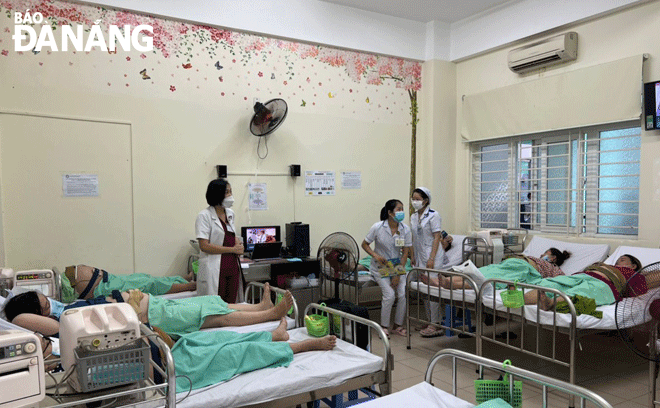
[[410, 207, 445, 268], [195, 206, 242, 298]]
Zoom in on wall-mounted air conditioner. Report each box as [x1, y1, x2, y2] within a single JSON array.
[[508, 32, 578, 74]]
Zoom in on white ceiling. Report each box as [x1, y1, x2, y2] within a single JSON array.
[[319, 0, 516, 23]]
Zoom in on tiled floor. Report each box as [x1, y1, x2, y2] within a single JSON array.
[[318, 308, 656, 407]]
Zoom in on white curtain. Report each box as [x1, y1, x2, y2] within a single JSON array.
[[461, 55, 645, 141]]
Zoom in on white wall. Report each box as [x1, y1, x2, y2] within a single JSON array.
[[0, 2, 417, 274], [451, 0, 660, 249], [79, 0, 647, 61]]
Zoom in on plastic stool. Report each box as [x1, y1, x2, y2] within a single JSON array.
[[444, 305, 472, 337]]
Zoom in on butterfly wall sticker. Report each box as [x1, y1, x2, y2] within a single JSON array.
[[139, 69, 150, 80]]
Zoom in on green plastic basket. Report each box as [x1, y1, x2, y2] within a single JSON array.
[[474, 360, 522, 408], [500, 282, 524, 308], [305, 303, 329, 337]]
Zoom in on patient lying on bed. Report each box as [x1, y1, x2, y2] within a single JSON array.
[[420, 247, 570, 289], [61, 264, 196, 302], [525, 254, 650, 310], [170, 318, 336, 392], [3, 283, 293, 338], [421, 253, 653, 308]]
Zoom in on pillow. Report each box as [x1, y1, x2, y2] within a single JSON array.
[[522, 236, 609, 275], [605, 246, 660, 269]]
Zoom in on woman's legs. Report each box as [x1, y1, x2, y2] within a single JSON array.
[[167, 281, 197, 293], [372, 273, 395, 328], [226, 283, 276, 312], [268, 317, 337, 352], [200, 290, 292, 329], [393, 273, 407, 328], [524, 289, 555, 311]]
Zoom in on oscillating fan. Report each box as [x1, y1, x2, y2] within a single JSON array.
[[250, 99, 288, 136], [615, 261, 660, 362], [317, 232, 360, 300]]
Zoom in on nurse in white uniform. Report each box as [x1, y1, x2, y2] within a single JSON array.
[[410, 187, 445, 338], [195, 179, 245, 302], [361, 199, 412, 337]]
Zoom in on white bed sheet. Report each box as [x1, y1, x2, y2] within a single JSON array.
[[409, 280, 657, 330], [353, 382, 474, 408], [523, 236, 609, 275], [175, 327, 384, 408], [409, 281, 478, 303], [605, 246, 660, 268]]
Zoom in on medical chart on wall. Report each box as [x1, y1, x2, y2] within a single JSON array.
[[62, 174, 99, 197], [248, 183, 268, 210], [341, 171, 362, 189], [305, 171, 335, 196]]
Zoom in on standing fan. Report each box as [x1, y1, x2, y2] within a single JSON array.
[[250, 99, 288, 136], [615, 261, 660, 362], [317, 232, 360, 300]]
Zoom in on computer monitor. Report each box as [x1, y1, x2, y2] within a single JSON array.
[[644, 80, 660, 130], [241, 226, 281, 252]]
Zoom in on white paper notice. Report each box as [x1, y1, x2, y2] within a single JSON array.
[[305, 171, 335, 196], [63, 174, 99, 197], [341, 171, 361, 189], [248, 183, 268, 210]]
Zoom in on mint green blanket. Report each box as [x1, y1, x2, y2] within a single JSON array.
[[479, 258, 615, 306]]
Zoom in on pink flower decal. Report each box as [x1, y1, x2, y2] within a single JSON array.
[[140, 54, 147, 59], [169, 85, 176, 92], [126, 57, 131, 61], [1, 50, 8, 56], [258, 72, 263, 77]]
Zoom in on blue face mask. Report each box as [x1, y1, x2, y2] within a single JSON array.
[[541, 255, 552, 263], [393, 211, 405, 222], [48, 298, 66, 319]]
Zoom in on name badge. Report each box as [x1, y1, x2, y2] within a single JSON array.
[[395, 238, 405, 247]]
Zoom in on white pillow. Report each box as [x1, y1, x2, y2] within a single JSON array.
[[522, 236, 609, 275], [605, 246, 660, 269]]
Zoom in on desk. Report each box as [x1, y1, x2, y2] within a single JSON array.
[[240, 258, 320, 285]]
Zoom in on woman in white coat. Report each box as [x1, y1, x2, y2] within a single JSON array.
[[195, 179, 245, 302], [410, 187, 445, 338]]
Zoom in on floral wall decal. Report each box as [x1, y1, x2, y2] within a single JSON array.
[[1, 0, 423, 194]]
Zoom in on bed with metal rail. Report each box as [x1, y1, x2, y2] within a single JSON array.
[[354, 348, 614, 408]]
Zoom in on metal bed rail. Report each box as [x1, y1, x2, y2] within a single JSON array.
[[43, 323, 176, 408], [405, 267, 481, 351], [244, 281, 299, 326], [478, 278, 578, 406], [427, 349, 613, 408], [239, 303, 393, 408]]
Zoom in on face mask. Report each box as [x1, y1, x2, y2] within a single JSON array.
[[48, 298, 65, 319], [541, 255, 551, 262], [411, 200, 424, 211], [222, 196, 235, 208], [393, 211, 405, 222]]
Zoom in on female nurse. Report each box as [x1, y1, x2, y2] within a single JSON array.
[[361, 199, 412, 337], [195, 179, 245, 301], [409, 187, 445, 338]]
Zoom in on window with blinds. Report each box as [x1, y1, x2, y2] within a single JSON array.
[[470, 121, 640, 236]]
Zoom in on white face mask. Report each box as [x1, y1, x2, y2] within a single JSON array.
[[222, 196, 235, 208], [411, 200, 424, 211]]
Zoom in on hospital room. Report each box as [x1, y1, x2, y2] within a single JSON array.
[[1, 0, 660, 407]]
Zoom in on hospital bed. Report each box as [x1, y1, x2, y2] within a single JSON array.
[[354, 348, 613, 408], [0, 294, 392, 408], [476, 244, 660, 407], [322, 235, 468, 308]]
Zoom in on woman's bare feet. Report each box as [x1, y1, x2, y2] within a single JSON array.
[[271, 318, 289, 342], [290, 335, 337, 354], [259, 283, 274, 310], [273, 290, 293, 318]]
